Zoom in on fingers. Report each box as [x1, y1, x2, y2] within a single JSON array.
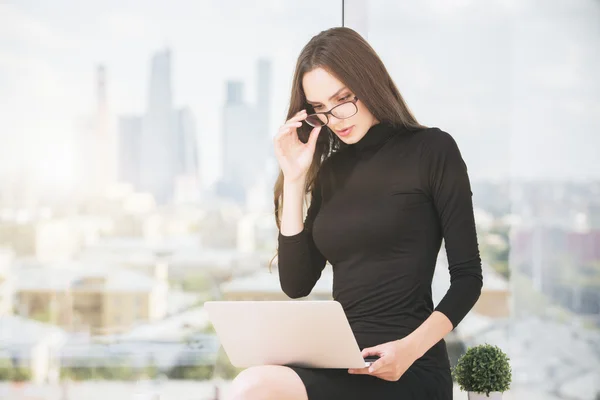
[[368, 358, 385, 373], [273, 123, 300, 151], [275, 110, 307, 139], [361, 346, 381, 357], [348, 367, 370, 375], [351, 346, 384, 375], [287, 109, 308, 123], [307, 126, 322, 148], [273, 110, 313, 152], [348, 358, 387, 376], [277, 121, 303, 135]]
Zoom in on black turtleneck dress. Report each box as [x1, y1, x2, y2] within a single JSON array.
[[277, 122, 483, 400]]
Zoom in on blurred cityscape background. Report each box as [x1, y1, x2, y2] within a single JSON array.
[[0, 0, 599, 399]]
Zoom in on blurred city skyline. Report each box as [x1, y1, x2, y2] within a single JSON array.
[[1, 0, 599, 199], [0, 1, 341, 194]]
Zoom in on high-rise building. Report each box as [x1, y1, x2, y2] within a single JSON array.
[[227, 81, 244, 105], [117, 49, 199, 205], [173, 107, 201, 204], [218, 59, 274, 204], [118, 116, 143, 186], [219, 81, 259, 203], [78, 65, 118, 197], [174, 106, 199, 179], [139, 49, 176, 204]]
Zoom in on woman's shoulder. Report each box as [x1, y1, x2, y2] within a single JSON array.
[[411, 126, 456, 145], [409, 126, 462, 157]]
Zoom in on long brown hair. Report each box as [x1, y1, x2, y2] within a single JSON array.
[[270, 27, 425, 268]]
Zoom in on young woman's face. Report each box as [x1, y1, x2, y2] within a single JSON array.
[[302, 67, 379, 144]]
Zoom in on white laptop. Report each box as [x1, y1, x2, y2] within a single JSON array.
[[204, 300, 376, 369]]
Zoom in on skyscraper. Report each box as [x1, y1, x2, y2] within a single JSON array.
[[218, 81, 258, 203], [218, 59, 274, 205], [227, 81, 244, 105], [78, 65, 118, 197], [174, 106, 199, 179], [117, 49, 199, 205], [172, 106, 201, 204], [118, 115, 142, 186], [139, 49, 176, 204]]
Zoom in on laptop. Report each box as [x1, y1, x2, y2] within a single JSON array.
[[204, 300, 377, 369]]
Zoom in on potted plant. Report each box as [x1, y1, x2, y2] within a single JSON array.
[[452, 343, 512, 399]]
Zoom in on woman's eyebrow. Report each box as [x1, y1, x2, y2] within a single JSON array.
[[306, 87, 348, 105]]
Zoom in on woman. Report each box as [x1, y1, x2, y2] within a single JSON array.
[[228, 27, 482, 400]]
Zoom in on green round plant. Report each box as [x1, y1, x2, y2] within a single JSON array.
[[452, 343, 512, 396]]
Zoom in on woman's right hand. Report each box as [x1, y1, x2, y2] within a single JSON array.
[[273, 109, 322, 184]]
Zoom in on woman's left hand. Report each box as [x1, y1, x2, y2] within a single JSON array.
[[348, 337, 421, 381]]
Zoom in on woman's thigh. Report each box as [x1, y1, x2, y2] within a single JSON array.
[[288, 365, 451, 400], [227, 365, 308, 400]]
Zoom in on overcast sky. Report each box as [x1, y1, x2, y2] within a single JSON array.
[[0, 0, 599, 191]]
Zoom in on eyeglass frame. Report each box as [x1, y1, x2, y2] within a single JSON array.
[[304, 96, 359, 127]]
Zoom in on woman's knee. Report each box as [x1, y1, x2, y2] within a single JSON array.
[[229, 367, 269, 399], [227, 366, 307, 400]]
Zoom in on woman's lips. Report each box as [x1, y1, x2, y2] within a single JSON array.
[[337, 125, 354, 137]]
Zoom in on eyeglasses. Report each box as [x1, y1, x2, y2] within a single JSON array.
[[305, 96, 359, 127]]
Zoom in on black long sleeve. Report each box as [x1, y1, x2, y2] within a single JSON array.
[[421, 130, 483, 328], [277, 172, 327, 298], [275, 122, 483, 369]]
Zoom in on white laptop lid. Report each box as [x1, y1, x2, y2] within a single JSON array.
[[205, 300, 368, 369]]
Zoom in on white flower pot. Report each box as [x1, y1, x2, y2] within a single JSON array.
[[468, 392, 503, 400]]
